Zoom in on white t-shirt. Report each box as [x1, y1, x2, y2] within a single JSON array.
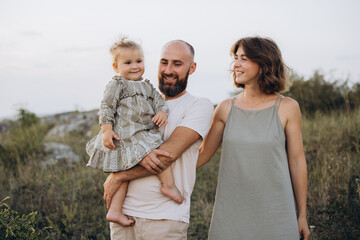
[[123, 92, 214, 223]]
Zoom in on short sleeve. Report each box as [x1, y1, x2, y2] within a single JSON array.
[[178, 98, 214, 139], [98, 79, 123, 126]]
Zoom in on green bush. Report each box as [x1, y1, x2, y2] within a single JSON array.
[[286, 71, 351, 115], [0, 197, 53, 240], [3, 160, 109, 240], [0, 109, 48, 169], [285, 70, 360, 117], [16, 109, 40, 128]]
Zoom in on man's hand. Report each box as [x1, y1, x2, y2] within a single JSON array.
[[139, 149, 173, 174], [103, 172, 123, 209]]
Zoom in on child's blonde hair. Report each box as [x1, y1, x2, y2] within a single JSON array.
[[110, 35, 142, 65]]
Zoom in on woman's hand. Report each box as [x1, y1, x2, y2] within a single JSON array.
[[152, 111, 168, 127], [103, 172, 122, 209], [102, 129, 120, 150], [139, 149, 173, 174], [298, 216, 310, 240]]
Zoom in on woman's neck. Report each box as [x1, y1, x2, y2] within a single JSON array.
[[238, 85, 275, 110], [242, 84, 268, 100]]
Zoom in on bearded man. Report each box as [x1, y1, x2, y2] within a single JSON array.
[[103, 40, 214, 240]]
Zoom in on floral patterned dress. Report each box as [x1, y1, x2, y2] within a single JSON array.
[[86, 76, 168, 172]]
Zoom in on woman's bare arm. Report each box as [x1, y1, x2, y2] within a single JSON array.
[[197, 99, 232, 168], [282, 97, 310, 240]]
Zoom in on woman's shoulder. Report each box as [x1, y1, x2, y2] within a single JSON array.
[[218, 98, 233, 107], [279, 96, 302, 119], [216, 98, 233, 111], [214, 98, 233, 121], [279, 96, 300, 110]]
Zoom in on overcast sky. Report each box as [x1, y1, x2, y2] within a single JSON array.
[[1, 0, 359, 119]]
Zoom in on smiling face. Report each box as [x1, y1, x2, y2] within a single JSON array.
[[113, 48, 144, 81], [233, 46, 260, 87], [158, 41, 196, 99]]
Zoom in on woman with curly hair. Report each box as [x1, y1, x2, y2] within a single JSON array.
[[197, 36, 310, 240]]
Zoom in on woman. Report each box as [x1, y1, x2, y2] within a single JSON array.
[[197, 36, 310, 240]]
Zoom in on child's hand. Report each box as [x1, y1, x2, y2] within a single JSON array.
[[152, 111, 168, 127], [103, 130, 120, 150]]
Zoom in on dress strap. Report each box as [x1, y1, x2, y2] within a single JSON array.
[[274, 94, 283, 110]]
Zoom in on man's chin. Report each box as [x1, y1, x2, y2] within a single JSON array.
[[162, 86, 173, 92], [162, 78, 177, 85]]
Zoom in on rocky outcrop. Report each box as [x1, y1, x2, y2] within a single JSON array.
[[43, 110, 98, 138], [0, 109, 99, 167], [42, 142, 80, 167]]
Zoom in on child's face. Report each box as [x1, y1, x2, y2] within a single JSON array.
[[113, 48, 144, 81]]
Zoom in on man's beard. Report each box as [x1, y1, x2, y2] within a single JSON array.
[[159, 70, 189, 97]]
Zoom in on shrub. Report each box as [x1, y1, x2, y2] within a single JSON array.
[[0, 197, 53, 240], [16, 109, 40, 128], [0, 109, 48, 169], [286, 71, 350, 115]]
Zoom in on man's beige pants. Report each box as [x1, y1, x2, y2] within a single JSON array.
[[110, 216, 188, 240]]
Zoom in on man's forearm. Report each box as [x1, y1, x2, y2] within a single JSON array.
[[158, 126, 201, 165], [116, 165, 153, 182]]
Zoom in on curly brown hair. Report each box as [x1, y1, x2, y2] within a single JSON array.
[[230, 36, 291, 93]]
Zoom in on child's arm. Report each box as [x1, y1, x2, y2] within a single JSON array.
[[101, 123, 120, 150], [98, 79, 123, 149], [98, 79, 123, 128], [152, 111, 168, 127]]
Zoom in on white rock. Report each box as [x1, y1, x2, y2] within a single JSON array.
[[42, 142, 80, 167]]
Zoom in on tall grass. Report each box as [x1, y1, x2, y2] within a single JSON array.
[[303, 109, 360, 239], [0, 108, 359, 239]]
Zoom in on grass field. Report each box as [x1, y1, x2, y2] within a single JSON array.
[[1, 107, 359, 239]]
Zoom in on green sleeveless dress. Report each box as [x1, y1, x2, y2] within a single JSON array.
[[209, 95, 299, 240]]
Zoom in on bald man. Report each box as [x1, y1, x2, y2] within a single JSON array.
[[103, 40, 214, 240]]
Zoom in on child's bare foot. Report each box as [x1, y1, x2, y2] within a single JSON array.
[[106, 211, 135, 226], [161, 185, 184, 204]]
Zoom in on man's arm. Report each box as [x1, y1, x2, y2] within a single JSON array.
[[103, 126, 201, 208], [142, 126, 201, 172]]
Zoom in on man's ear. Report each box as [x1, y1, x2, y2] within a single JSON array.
[[189, 62, 197, 75]]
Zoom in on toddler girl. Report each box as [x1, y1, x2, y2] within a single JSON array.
[[86, 36, 183, 226]]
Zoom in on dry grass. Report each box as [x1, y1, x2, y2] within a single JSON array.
[[1, 108, 359, 239]]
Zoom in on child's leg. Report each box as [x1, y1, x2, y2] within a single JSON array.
[[158, 167, 184, 204], [106, 181, 135, 226]]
